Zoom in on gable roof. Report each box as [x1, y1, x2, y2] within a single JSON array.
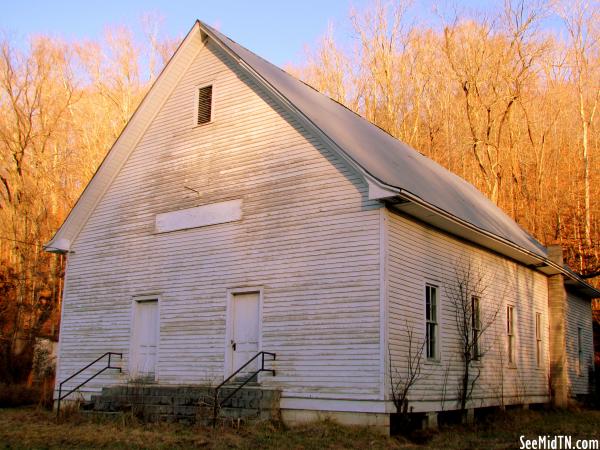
[[200, 22, 548, 260], [45, 21, 598, 297]]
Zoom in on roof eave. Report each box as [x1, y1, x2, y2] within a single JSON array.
[[44, 21, 205, 254], [43, 237, 70, 254], [386, 191, 599, 298]]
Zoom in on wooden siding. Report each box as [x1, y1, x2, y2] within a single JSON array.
[[56, 37, 383, 401], [566, 291, 594, 395], [50, 27, 204, 249], [386, 209, 551, 411]]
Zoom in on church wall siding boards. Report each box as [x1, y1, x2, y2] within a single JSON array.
[[47, 21, 598, 427]]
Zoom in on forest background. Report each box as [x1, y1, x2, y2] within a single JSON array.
[[0, 0, 598, 385]]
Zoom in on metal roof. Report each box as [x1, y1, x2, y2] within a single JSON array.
[[200, 21, 548, 259], [45, 21, 598, 297]]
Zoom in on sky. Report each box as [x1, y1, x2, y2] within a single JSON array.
[[0, 0, 559, 68], [0, 0, 377, 67]]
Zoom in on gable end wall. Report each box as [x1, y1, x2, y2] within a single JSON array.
[[56, 38, 384, 402]]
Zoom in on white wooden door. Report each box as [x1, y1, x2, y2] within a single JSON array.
[[230, 292, 260, 376], [131, 300, 158, 380]]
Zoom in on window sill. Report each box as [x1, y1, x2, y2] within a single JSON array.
[[193, 120, 214, 129], [424, 358, 442, 366]]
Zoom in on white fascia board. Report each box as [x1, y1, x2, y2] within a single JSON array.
[[44, 237, 71, 253], [206, 22, 600, 299], [392, 191, 545, 264], [367, 179, 399, 200], [200, 25, 379, 197], [390, 195, 600, 296], [44, 23, 205, 253]]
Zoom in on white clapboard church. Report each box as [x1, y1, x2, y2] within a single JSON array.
[[46, 21, 598, 430]]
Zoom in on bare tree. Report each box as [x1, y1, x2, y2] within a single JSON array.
[[439, 359, 452, 412], [0, 19, 175, 383], [293, 0, 599, 285], [388, 321, 426, 418], [556, 0, 599, 250], [445, 259, 500, 417]]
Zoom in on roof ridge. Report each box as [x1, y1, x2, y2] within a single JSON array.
[[198, 20, 550, 260], [198, 21, 434, 158]]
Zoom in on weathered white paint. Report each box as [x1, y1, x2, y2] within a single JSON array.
[[55, 36, 382, 402], [194, 81, 216, 127], [52, 20, 595, 417], [566, 291, 594, 396], [386, 208, 551, 410], [367, 179, 398, 200], [46, 24, 205, 252], [46, 237, 71, 253], [280, 397, 389, 413], [130, 298, 159, 380], [47, 21, 599, 305], [155, 199, 242, 234], [378, 208, 389, 401], [226, 290, 261, 376]]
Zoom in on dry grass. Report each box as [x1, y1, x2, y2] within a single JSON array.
[[0, 406, 598, 449], [427, 407, 600, 450]]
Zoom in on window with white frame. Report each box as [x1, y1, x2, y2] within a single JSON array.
[[426, 284, 438, 360], [577, 326, 583, 376], [471, 295, 480, 360], [535, 312, 542, 368], [507, 305, 515, 365]]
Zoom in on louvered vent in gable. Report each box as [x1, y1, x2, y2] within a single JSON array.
[[197, 85, 213, 125]]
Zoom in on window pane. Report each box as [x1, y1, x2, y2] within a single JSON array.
[[578, 327, 583, 374], [472, 296, 480, 330], [425, 285, 438, 360], [428, 323, 435, 359], [426, 324, 431, 358]]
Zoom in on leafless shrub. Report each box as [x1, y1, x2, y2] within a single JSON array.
[[445, 258, 500, 418], [388, 321, 426, 418]]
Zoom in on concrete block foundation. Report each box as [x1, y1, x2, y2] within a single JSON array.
[[281, 409, 390, 435], [81, 384, 281, 424]]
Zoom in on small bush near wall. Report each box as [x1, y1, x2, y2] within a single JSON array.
[[0, 384, 41, 408]]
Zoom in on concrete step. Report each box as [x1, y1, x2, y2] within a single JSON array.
[[80, 400, 95, 411], [84, 384, 281, 424]]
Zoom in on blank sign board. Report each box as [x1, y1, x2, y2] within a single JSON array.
[[155, 199, 242, 233]]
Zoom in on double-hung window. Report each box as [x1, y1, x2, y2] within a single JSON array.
[[507, 305, 515, 365], [471, 296, 480, 360], [426, 284, 438, 360], [577, 327, 583, 376], [535, 313, 542, 368]]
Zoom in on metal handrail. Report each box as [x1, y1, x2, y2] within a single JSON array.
[[56, 352, 122, 417], [212, 351, 276, 425]]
